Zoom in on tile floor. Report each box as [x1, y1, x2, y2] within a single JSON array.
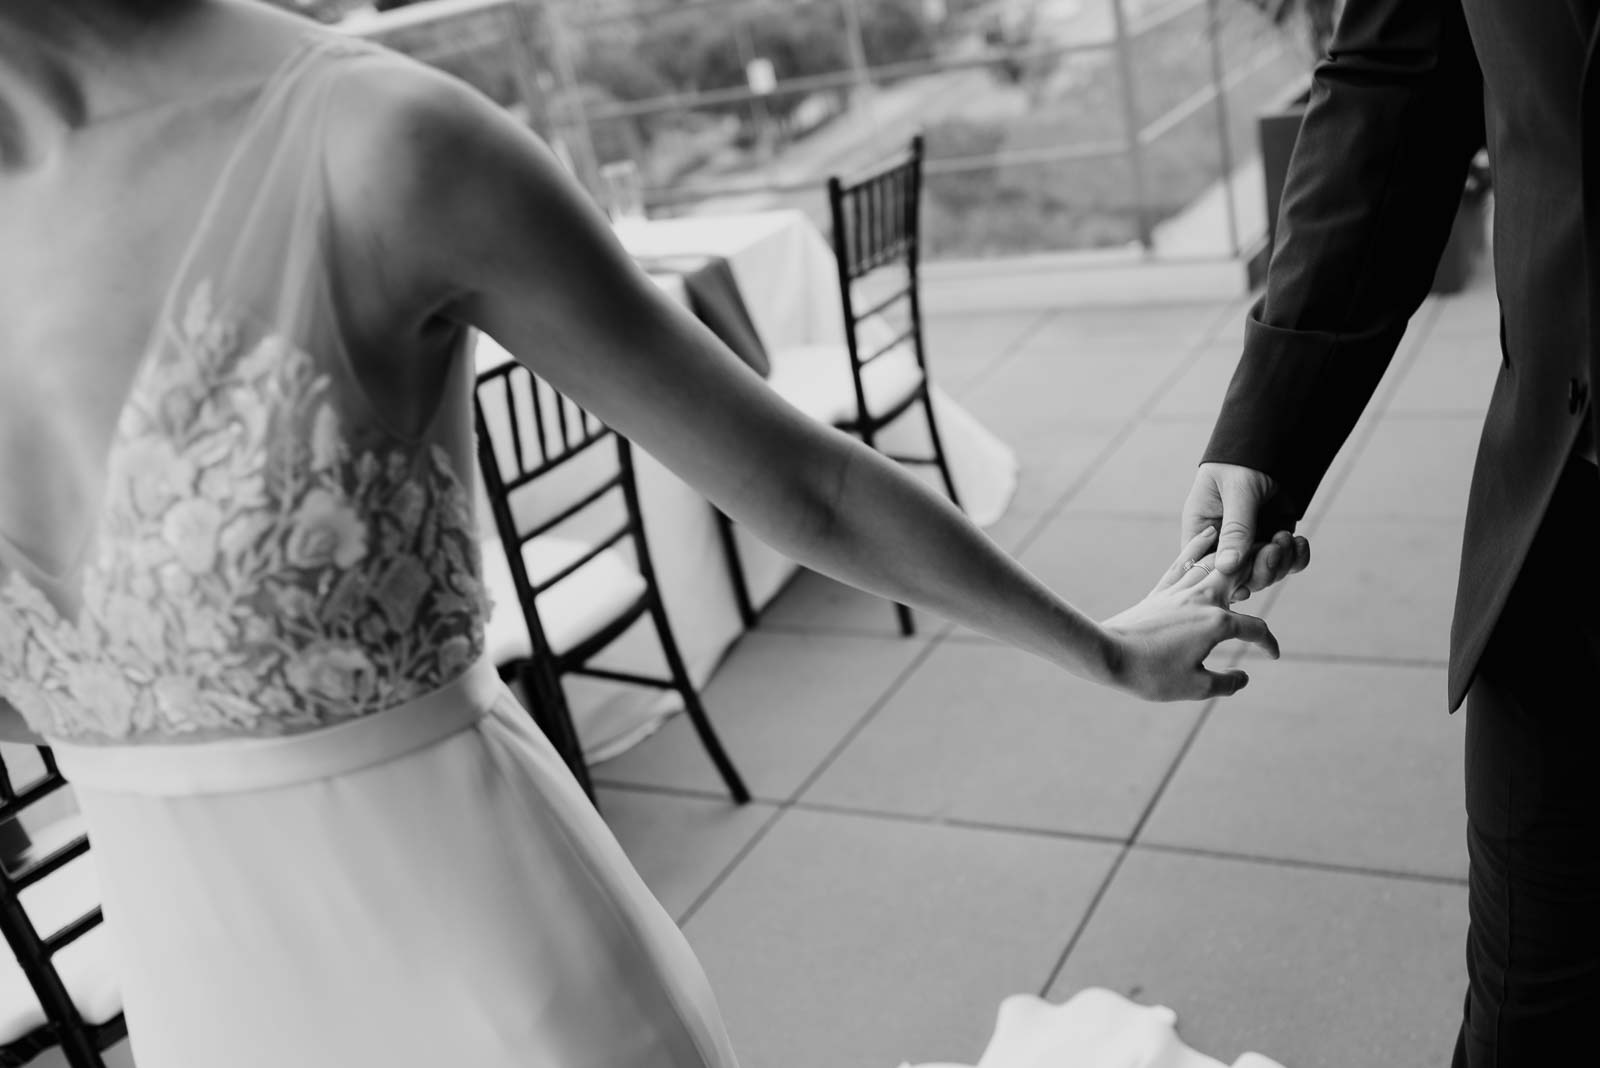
[[35, 270, 1499, 1068], [591, 269, 1498, 1068]]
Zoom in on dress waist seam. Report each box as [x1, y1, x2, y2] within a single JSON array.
[[52, 657, 501, 797]]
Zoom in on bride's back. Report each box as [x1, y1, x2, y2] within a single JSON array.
[[0, 2, 491, 745], [0, 0, 319, 575]]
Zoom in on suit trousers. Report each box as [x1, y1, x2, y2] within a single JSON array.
[[1452, 455, 1600, 1067]]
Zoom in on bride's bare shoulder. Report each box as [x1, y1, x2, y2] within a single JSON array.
[[320, 44, 515, 193], [318, 47, 561, 303]]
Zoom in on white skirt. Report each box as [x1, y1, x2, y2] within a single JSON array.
[[54, 659, 739, 1068]]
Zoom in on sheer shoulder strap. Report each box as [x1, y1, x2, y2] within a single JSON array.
[[164, 34, 392, 377]]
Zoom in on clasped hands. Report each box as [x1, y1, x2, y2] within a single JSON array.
[[1099, 462, 1310, 702], [1181, 461, 1310, 604]]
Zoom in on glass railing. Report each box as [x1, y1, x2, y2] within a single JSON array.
[[336, 0, 1308, 261]]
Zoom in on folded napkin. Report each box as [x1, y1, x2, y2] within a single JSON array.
[[900, 988, 1288, 1068], [636, 254, 770, 377]]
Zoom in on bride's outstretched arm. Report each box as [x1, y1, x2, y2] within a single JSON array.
[[323, 65, 1275, 701]]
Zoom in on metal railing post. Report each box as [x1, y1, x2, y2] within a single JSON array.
[[841, 0, 881, 137], [543, 2, 603, 194], [733, 18, 776, 157], [1109, 0, 1153, 251], [842, 0, 875, 100], [504, 0, 552, 134], [1205, 0, 1242, 257]]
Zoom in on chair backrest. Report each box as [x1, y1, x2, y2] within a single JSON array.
[[472, 338, 655, 662], [0, 747, 121, 1067], [825, 135, 930, 413]]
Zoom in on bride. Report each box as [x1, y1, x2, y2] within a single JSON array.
[[0, 1, 1304, 1065]]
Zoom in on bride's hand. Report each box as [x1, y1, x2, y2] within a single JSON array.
[[1100, 527, 1279, 702]]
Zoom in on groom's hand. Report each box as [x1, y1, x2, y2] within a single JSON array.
[[1181, 463, 1309, 601]]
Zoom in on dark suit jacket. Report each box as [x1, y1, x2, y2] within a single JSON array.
[[1203, 0, 1600, 710]]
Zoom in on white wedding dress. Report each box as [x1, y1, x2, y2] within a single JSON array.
[[0, 29, 1289, 1068], [0, 35, 735, 1068]]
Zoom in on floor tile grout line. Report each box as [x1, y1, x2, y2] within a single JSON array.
[[1195, 296, 1255, 347], [676, 631, 951, 926], [1033, 310, 1255, 529], [1037, 640, 1257, 994], [1301, 299, 1446, 529], [1006, 324, 1230, 559], [592, 778, 1471, 890], [1017, 294, 1449, 558], [1043, 698, 1233, 993], [1035, 843, 1135, 997], [676, 803, 791, 927], [943, 308, 1062, 401], [783, 631, 952, 806], [1130, 840, 1470, 888], [940, 297, 1249, 562], [769, 797, 1124, 847], [996, 293, 1443, 598]]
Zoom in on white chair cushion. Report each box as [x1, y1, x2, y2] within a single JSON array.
[[0, 820, 122, 1045], [482, 534, 649, 662], [767, 340, 924, 426]]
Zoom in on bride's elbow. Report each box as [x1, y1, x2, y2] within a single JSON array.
[[775, 438, 856, 561]]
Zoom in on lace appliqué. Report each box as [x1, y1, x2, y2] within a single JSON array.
[[0, 281, 490, 740]]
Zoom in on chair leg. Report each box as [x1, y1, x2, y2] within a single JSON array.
[[58, 1025, 104, 1068], [853, 422, 918, 638], [920, 388, 963, 511], [517, 662, 597, 805], [713, 508, 758, 628], [644, 594, 750, 804]]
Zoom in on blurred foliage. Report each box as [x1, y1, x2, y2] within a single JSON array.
[[922, 0, 1308, 254], [567, 0, 950, 165], [575, 0, 941, 120], [257, 0, 1311, 255], [977, 4, 1059, 88]]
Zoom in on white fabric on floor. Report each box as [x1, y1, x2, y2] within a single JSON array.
[[900, 988, 1287, 1068]]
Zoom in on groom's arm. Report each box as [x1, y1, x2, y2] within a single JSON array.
[[1204, 0, 1486, 516]]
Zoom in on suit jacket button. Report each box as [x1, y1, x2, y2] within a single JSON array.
[[1569, 378, 1589, 414]]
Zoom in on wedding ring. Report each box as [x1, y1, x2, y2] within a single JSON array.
[[1185, 560, 1214, 575]]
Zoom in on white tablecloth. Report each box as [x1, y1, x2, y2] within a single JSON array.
[[483, 210, 1018, 761]]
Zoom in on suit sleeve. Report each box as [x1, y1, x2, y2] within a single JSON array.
[[1202, 0, 1486, 516]]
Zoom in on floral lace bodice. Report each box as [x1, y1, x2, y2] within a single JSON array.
[[0, 282, 490, 742]]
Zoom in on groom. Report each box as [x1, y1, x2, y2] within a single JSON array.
[[1178, 0, 1600, 1064]]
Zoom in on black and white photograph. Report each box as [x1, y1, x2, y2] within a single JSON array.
[[0, 0, 1589, 1065]]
